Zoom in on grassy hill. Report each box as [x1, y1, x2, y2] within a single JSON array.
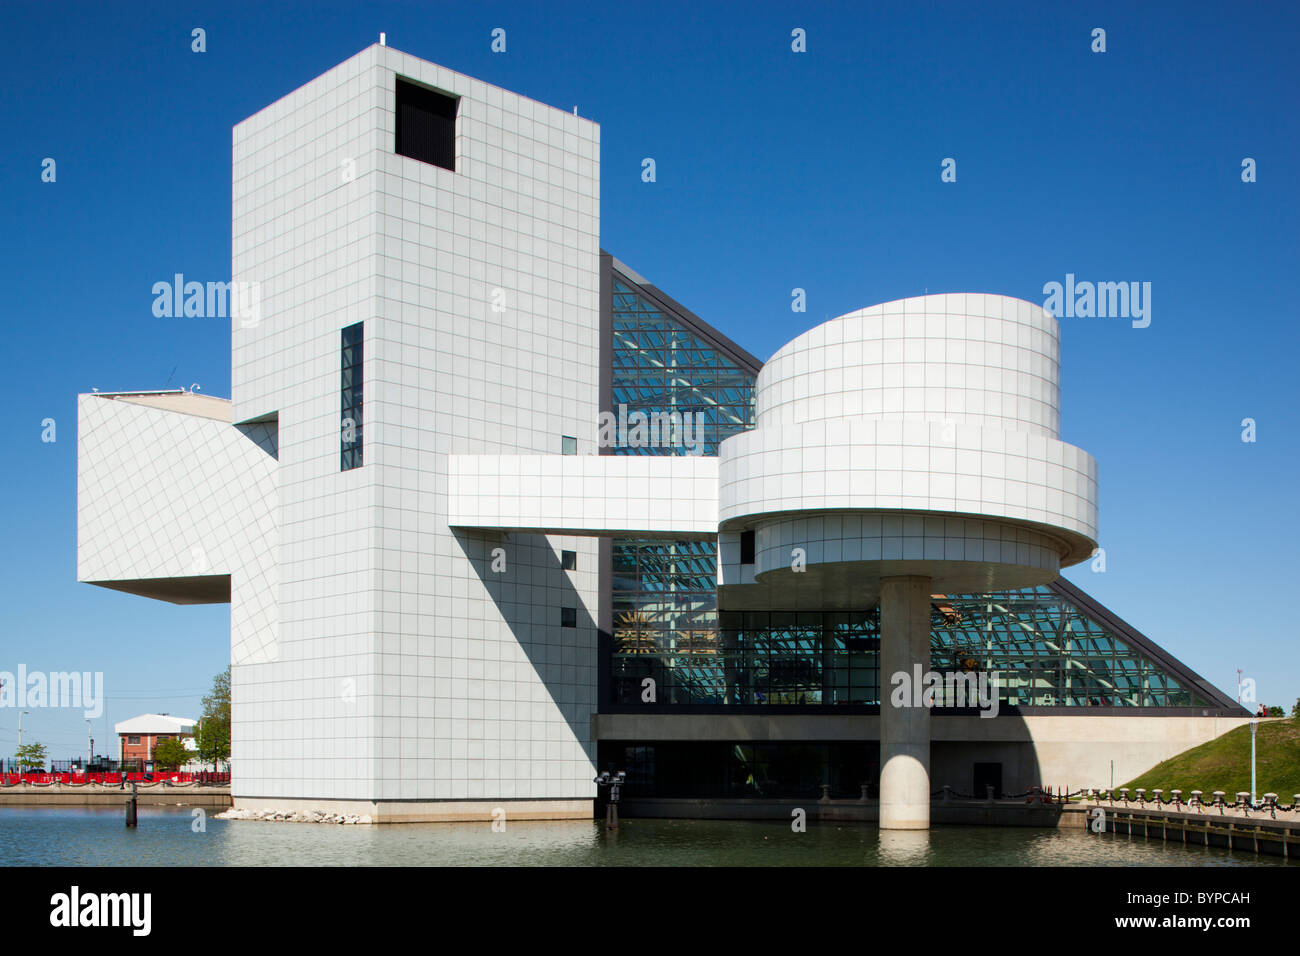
[[1121, 718, 1300, 799]]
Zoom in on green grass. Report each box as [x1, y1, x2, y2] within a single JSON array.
[[1121, 717, 1300, 798]]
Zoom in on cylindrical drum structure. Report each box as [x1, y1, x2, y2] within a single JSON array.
[[718, 293, 1099, 829]]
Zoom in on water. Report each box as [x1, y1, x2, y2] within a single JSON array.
[[1, 807, 1291, 866]]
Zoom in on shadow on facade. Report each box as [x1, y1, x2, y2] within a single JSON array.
[[456, 529, 598, 771], [931, 712, 1046, 798]]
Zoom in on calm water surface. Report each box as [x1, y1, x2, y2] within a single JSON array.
[[1, 807, 1291, 866]]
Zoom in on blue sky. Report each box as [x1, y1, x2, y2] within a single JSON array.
[[2, 1, 1296, 759]]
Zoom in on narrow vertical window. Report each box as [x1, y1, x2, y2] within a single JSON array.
[[740, 530, 756, 565], [561, 435, 577, 455], [395, 78, 458, 171], [341, 322, 363, 470]]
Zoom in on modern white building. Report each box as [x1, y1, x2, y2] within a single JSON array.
[[78, 44, 1249, 826]]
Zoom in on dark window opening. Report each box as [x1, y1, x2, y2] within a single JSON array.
[[561, 607, 577, 628], [597, 741, 879, 801], [341, 322, 363, 470], [395, 78, 458, 171], [740, 530, 756, 565], [562, 550, 577, 571]]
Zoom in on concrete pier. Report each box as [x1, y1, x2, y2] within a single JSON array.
[[879, 575, 932, 830]]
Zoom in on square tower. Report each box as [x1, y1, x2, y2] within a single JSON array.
[[229, 45, 601, 816]]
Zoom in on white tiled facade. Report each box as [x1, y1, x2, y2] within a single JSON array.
[[755, 294, 1061, 437], [77, 47, 1113, 823], [754, 515, 1062, 580], [226, 45, 600, 810], [716, 293, 1098, 592], [449, 454, 718, 537], [717, 418, 1097, 568], [77, 393, 280, 666]]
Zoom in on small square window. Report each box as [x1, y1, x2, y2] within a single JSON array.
[[128, 736, 140, 745], [740, 530, 756, 564], [561, 607, 577, 628], [561, 435, 578, 455], [395, 78, 458, 171], [561, 550, 577, 571]]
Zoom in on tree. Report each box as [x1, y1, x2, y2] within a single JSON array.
[[194, 667, 231, 771], [15, 743, 47, 772], [1292, 698, 1299, 719], [1266, 705, 1284, 717], [152, 737, 190, 771]]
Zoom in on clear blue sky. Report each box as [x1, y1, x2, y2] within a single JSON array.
[[2, 1, 1296, 759]]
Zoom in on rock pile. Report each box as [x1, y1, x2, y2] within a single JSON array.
[[215, 807, 373, 825]]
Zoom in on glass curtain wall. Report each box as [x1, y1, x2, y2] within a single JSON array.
[[609, 273, 757, 706], [612, 585, 1212, 709]]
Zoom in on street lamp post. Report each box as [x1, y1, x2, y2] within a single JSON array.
[[16, 710, 30, 773], [1249, 719, 1258, 807]]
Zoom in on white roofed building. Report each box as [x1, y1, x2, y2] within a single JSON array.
[[114, 713, 196, 769]]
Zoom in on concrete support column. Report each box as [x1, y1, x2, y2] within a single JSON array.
[[879, 574, 932, 830]]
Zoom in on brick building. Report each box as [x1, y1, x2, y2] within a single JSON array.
[[115, 713, 196, 768]]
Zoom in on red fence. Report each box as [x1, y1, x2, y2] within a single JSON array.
[[2, 772, 230, 786]]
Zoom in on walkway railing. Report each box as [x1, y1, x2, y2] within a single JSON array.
[[1, 771, 230, 787]]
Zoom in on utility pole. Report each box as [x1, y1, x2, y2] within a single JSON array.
[[87, 719, 94, 767]]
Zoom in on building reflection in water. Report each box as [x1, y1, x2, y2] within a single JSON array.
[[877, 829, 931, 866]]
